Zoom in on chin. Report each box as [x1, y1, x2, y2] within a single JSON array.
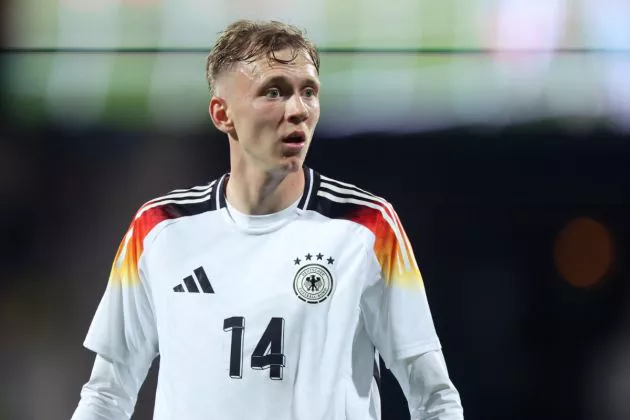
[[276, 157, 303, 174], [284, 161, 303, 173]]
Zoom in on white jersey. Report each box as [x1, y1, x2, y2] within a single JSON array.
[[84, 167, 441, 420]]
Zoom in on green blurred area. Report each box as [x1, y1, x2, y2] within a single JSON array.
[[4, 0, 627, 130], [4, 53, 614, 130], [9, 0, 596, 49]]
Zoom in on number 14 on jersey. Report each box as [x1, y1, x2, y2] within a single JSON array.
[[223, 317, 286, 380]]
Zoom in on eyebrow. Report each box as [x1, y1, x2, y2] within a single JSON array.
[[259, 75, 320, 88]]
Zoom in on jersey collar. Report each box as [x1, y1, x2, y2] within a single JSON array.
[[212, 165, 320, 212]]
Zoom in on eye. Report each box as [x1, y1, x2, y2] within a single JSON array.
[[303, 87, 317, 98], [265, 88, 281, 99]]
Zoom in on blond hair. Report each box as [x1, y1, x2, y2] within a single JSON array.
[[205, 20, 320, 95]]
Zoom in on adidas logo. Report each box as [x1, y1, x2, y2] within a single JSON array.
[[173, 267, 214, 294]]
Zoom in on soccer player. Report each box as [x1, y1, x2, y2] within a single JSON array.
[[71, 20, 464, 420]]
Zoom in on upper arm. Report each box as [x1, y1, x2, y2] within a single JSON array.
[[84, 213, 162, 364], [358, 203, 441, 365]]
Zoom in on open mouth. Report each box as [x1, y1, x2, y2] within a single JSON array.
[[282, 132, 306, 144]]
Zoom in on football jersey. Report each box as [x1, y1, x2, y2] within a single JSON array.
[[83, 166, 441, 420]]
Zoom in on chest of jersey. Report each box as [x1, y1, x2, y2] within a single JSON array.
[[143, 211, 374, 389]]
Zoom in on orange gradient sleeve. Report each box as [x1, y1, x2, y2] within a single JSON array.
[[110, 206, 172, 287], [83, 204, 176, 361], [348, 204, 424, 288]]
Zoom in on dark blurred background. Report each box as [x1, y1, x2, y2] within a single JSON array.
[[1, 1, 629, 420]]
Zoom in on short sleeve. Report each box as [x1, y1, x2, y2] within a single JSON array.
[[359, 203, 441, 365], [83, 216, 159, 364]]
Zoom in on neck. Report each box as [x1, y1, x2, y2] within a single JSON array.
[[225, 164, 304, 215]]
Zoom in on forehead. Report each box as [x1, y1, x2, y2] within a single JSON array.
[[238, 49, 319, 84]]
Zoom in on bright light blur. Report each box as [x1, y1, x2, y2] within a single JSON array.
[[5, 0, 630, 133]]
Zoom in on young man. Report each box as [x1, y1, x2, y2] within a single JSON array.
[[71, 20, 464, 420]]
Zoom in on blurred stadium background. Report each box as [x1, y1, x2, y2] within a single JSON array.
[[1, 1, 629, 420]]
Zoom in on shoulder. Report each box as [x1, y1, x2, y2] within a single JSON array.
[[111, 176, 226, 272], [129, 175, 226, 243], [308, 169, 401, 236], [310, 169, 418, 278]]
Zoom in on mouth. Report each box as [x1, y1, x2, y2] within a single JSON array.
[[282, 131, 306, 144]]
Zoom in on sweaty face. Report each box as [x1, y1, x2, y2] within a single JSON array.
[[224, 48, 321, 174]]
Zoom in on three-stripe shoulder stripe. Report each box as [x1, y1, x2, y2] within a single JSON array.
[[141, 180, 217, 208], [135, 180, 217, 220], [168, 184, 215, 194], [320, 175, 394, 217], [143, 183, 216, 206], [117, 181, 218, 267], [317, 178, 416, 273], [320, 175, 379, 199]]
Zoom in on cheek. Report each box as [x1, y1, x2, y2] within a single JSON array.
[[236, 104, 273, 133], [251, 102, 284, 124], [308, 101, 321, 124]]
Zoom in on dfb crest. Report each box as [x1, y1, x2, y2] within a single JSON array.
[[292, 252, 335, 304]]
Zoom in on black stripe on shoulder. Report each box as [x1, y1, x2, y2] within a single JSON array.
[[158, 197, 214, 218], [139, 178, 221, 219], [309, 172, 387, 221], [319, 174, 379, 199], [312, 189, 373, 220], [318, 182, 385, 208], [143, 180, 216, 207]]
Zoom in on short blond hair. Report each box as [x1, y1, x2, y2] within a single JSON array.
[[205, 20, 320, 95]]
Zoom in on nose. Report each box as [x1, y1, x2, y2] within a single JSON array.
[[286, 94, 309, 124]]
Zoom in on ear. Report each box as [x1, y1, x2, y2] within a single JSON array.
[[209, 96, 233, 134]]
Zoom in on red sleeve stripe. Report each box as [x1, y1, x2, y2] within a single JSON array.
[[112, 182, 219, 287], [319, 176, 414, 258], [316, 189, 414, 272], [117, 206, 174, 270], [118, 182, 218, 268], [318, 178, 417, 269]]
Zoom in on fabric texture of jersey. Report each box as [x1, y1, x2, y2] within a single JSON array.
[[83, 167, 441, 420]]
